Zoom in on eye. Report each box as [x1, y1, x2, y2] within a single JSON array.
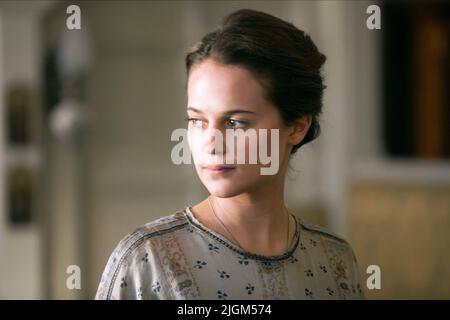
[[227, 119, 248, 129], [185, 117, 204, 128]]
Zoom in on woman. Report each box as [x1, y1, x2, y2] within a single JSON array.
[[95, 9, 364, 300]]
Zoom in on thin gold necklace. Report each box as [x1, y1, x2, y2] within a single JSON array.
[[207, 196, 290, 253]]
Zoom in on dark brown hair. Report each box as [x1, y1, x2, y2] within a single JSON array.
[[185, 9, 326, 154]]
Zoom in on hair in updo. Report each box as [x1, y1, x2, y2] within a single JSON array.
[[185, 9, 326, 154]]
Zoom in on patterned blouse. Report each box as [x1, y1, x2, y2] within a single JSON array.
[[95, 207, 364, 300]]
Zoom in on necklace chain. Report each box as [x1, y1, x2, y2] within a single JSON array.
[[207, 196, 290, 253]]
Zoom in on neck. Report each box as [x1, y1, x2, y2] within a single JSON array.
[[209, 177, 291, 254]]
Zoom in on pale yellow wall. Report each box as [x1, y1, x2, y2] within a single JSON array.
[[349, 175, 450, 299]]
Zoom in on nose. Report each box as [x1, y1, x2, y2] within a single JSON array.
[[202, 126, 225, 155]]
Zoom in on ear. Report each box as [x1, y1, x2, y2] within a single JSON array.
[[288, 115, 312, 146]]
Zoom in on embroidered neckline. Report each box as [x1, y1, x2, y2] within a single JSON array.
[[183, 206, 301, 262]]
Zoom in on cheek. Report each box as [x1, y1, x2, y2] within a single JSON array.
[[187, 129, 203, 160], [278, 128, 292, 154], [225, 130, 277, 166], [242, 129, 281, 162]]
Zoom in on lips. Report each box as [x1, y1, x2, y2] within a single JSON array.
[[204, 165, 235, 170], [203, 165, 236, 175]]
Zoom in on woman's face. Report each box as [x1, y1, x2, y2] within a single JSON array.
[[186, 58, 301, 198]]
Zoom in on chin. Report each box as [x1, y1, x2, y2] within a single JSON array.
[[202, 179, 250, 198], [209, 190, 243, 198], [203, 183, 241, 198], [195, 165, 264, 197]]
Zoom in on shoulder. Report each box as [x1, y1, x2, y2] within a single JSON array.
[[298, 218, 365, 299], [298, 218, 357, 261], [299, 219, 347, 242], [112, 209, 189, 258], [95, 209, 189, 299]]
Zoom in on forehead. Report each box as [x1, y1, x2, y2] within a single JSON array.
[[187, 59, 269, 112]]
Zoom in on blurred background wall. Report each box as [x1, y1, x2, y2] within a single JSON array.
[[0, 0, 448, 299]]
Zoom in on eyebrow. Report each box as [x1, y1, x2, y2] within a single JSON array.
[[187, 107, 256, 116]]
